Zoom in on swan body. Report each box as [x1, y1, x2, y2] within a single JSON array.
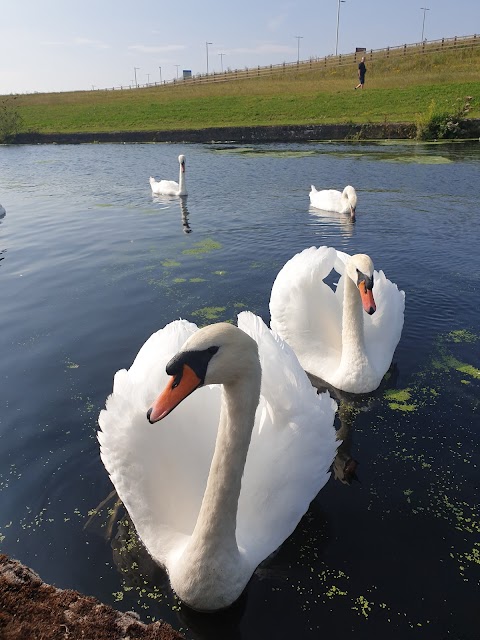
[[150, 154, 187, 196], [309, 185, 357, 217], [270, 246, 405, 394], [98, 311, 337, 611]]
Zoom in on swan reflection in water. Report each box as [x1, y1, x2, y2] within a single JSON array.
[[151, 195, 192, 234], [179, 196, 192, 234], [308, 360, 401, 485], [308, 205, 355, 238], [307, 373, 360, 485], [0, 205, 6, 266]]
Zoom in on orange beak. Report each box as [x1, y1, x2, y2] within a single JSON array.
[[358, 281, 376, 315], [147, 364, 201, 423]]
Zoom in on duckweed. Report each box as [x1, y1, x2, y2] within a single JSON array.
[[182, 238, 222, 255]]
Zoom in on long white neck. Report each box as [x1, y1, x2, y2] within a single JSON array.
[[339, 276, 368, 368], [172, 371, 260, 609], [178, 165, 187, 195], [190, 376, 259, 556]]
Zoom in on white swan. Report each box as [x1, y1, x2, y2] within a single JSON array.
[[270, 247, 405, 394], [149, 154, 187, 196], [98, 311, 337, 611], [309, 185, 357, 218]]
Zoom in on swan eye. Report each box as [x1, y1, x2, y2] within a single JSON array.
[[172, 372, 182, 389], [207, 346, 219, 355]]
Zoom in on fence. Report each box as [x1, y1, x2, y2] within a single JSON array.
[[99, 34, 479, 92]]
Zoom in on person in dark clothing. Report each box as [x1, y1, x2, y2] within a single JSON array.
[[355, 57, 366, 89]]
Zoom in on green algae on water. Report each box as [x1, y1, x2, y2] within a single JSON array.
[[182, 238, 222, 255], [384, 388, 418, 412], [191, 306, 226, 322]]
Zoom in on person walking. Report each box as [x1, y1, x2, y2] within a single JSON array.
[[355, 56, 366, 89]]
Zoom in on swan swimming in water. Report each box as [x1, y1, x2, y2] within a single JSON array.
[[150, 154, 187, 196], [270, 246, 405, 394], [98, 311, 337, 611], [309, 185, 357, 218]]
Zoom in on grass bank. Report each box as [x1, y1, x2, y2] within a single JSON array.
[[6, 44, 480, 135]]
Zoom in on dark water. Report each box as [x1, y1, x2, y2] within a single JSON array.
[[0, 141, 479, 639]]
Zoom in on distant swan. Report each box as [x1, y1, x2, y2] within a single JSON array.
[[309, 185, 357, 218], [150, 154, 187, 196], [0, 204, 5, 217], [270, 246, 405, 394], [98, 311, 337, 611]]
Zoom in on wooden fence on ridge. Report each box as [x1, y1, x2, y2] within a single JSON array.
[[101, 34, 480, 92]]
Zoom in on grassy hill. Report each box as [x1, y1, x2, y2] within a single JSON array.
[[4, 40, 480, 135]]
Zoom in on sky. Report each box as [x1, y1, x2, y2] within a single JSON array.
[[0, 0, 479, 95]]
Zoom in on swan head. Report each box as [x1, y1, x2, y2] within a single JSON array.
[[346, 254, 376, 315], [178, 155, 186, 172], [343, 186, 357, 218], [147, 323, 260, 423]]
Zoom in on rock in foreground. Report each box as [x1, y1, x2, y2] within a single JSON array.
[[0, 554, 184, 640]]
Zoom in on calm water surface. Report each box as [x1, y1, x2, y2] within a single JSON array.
[[0, 141, 479, 639]]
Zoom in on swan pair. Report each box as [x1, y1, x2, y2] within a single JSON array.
[[149, 154, 187, 196], [310, 185, 357, 219]]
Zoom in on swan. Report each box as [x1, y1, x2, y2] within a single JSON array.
[[0, 204, 5, 217], [309, 185, 357, 218], [98, 311, 337, 611], [149, 154, 187, 196], [270, 246, 405, 394]]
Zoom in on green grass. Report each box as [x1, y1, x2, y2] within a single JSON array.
[[6, 44, 480, 134]]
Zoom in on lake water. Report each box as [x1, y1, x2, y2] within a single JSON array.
[[0, 140, 479, 640]]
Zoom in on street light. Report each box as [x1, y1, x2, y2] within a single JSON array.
[[134, 66, 140, 87], [420, 7, 430, 42], [146, 73, 150, 84], [206, 41, 213, 74], [335, 0, 346, 56], [295, 36, 303, 63], [218, 52, 226, 72], [175, 64, 180, 79], [159, 66, 162, 84]]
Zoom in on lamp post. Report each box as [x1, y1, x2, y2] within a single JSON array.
[[206, 41, 213, 74], [420, 7, 430, 41], [174, 65, 180, 79], [159, 66, 162, 83], [146, 73, 150, 84], [295, 36, 303, 63], [218, 53, 227, 72], [335, 0, 346, 56], [134, 66, 140, 87]]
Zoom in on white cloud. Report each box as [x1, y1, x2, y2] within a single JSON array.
[[228, 43, 295, 55], [73, 37, 110, 49], [41, 37, 109, 49], [128, 44, 186, 54]]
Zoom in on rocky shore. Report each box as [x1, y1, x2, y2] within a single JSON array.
[[0, 554, 184, 640]]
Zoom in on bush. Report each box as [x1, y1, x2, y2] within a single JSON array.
[[0, 98, 23, 143], [415, 96, 473, 140]]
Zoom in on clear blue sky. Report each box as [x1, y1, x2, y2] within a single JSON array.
[[1, 0, 478, 94]]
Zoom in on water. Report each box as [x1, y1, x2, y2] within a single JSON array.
[[0, 140, 479, 639]]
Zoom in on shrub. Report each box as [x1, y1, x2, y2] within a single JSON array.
[[415, 95, 473, 140], [0, 98, 23, 143]]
